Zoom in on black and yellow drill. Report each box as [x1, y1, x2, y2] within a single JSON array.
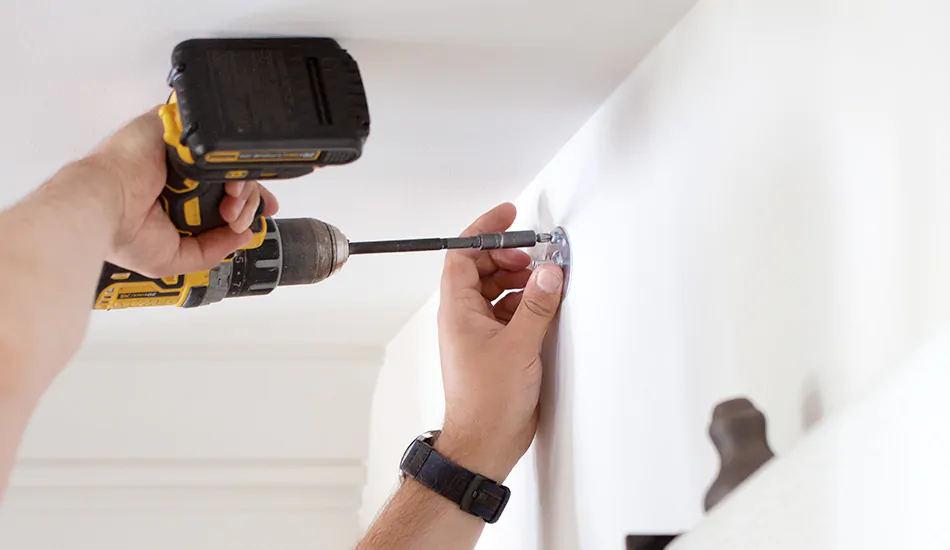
[[95, 37, 368, 309], [95, 37, 553, 310]]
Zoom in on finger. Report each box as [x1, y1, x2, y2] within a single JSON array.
[[456, 203, 518, 266], [442, 203, 518, 298], [220, 181, 252, 223], [491, 248, 532, 271], [127, 107, 165, 144], [482, 269, 532, 301], [505, 264, 564, 350], [493, 292, 523, 324], [225, 180, 246, 199], [230, 182, 262, 232], [459, 203, 518, 239], [222, 182, 276, 224], [102, 107, 165, 163], [219, 181, 259, 231], [259, 184, 280, 217], [474, 248, 531, 278], [169, 227, 254, 274], [440, 252, 482, 301]]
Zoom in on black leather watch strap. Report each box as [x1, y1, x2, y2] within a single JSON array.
[[400, 435, 510, 524]]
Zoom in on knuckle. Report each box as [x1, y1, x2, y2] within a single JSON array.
[[139, 266, 170, 279], [521, 294, 555, 318]]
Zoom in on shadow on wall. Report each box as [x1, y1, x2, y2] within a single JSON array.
[[801, 375, 825, 433], [536, 304, 581, 550], [531, 190, 582, 550]]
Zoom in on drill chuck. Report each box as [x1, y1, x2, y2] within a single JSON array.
[[275, 219, 349, 287], [224, 217, 349, 302], [186, 217, 349, 307], [222, 217, 349, 300]]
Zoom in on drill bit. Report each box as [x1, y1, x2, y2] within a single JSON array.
[[348, 230, 553, 255]]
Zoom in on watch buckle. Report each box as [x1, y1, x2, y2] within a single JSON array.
[[459, 474, 509, 524]]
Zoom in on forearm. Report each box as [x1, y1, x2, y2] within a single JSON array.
[[0, 160, 117, 371], [0, 392, 40, 499], [0, 159, 118, 493], [359, 431, 513, 550], [360, 477, 485, 550]]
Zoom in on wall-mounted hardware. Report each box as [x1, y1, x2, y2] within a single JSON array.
[[625, 398, 775, 549], [531, 226, 571, 296]]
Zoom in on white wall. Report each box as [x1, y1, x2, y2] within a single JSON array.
[[363, 0, 950, 547], [361, 295, 442, 527], [669, 325, 950, 550], [1, 344, 382, 550]]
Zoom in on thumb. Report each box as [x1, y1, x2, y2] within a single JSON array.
[[169, 227, 253, 275], [506, 264, 564, 349]]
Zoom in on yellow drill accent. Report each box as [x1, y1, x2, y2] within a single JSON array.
[[158, 92, 195, 165], [165, 178, 200, 194], [183, 197, 202, 227]]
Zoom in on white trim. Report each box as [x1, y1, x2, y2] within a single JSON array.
[[73, 343, 385, 366], [11, 458, 365, 488], [3, 486, 363, 511]]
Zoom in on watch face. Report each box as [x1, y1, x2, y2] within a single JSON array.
[[399, 430, 441, 481]]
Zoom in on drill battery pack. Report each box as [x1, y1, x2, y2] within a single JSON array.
[[164, 37, 370, 182]]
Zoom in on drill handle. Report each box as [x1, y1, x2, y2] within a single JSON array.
[[160, 157, 264, 237], [94, 262, 192, 309]]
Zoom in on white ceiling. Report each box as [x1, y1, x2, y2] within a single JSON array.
[[2, 0, 697, 348]]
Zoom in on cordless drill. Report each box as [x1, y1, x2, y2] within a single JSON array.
[[95, 37, 369, 309], [95, 37, 555, 311]]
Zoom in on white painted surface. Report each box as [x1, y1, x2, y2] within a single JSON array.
[[364, 0, 950, 547], [671, 326, 950, 550], [1, 485, 361, 550], [361, 295, 441, 527], [1, 0, 697, 348], [2, 2, 702, 547], [1, 346, 382, 549]]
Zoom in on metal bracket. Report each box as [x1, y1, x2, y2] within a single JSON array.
[[531, 226, 571, 296]]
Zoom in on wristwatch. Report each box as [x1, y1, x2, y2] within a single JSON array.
[[399, 430, 511, 524]]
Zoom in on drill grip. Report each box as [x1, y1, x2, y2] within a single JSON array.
[[161, 157, 264, 236]]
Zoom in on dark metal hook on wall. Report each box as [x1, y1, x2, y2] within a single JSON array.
[[625, 398, 775, 549]]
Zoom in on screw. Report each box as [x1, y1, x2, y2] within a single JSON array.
[[531, 256, 564, 269]]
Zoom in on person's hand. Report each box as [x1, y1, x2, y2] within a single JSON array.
[[85, 108, 279, 277], [435, 203, 564, 481]]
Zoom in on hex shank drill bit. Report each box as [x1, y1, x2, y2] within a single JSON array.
[[348, 231, 553, 255]]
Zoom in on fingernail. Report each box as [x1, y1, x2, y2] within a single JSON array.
[[535, 266, 562, 293], [230, 181, 246, 196]]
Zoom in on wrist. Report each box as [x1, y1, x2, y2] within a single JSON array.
[[434, 428, 519, 483], [0, 378, 43, 424], [57, 156, 125, 246]]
